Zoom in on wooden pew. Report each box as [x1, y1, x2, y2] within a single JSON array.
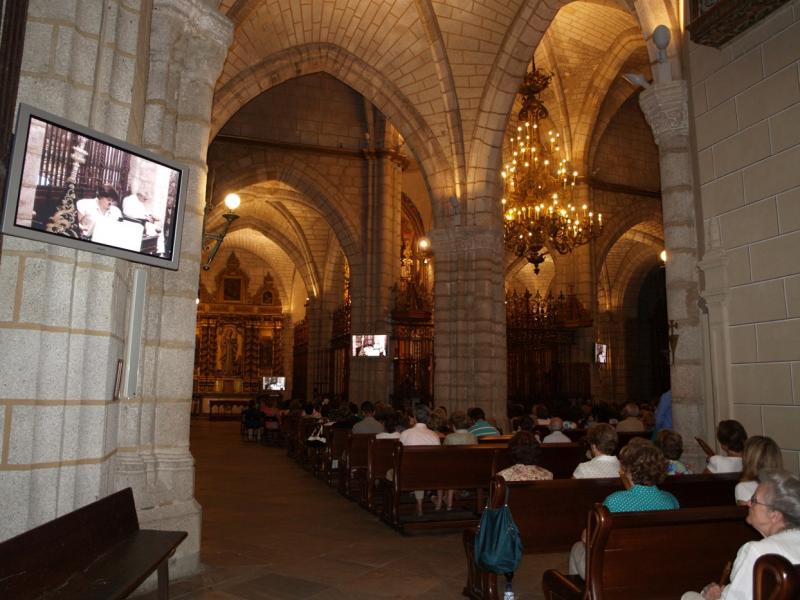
[[463, 472, 742, 599], [338, 432, 376, 500], [379, 443, 509, 534], [484, 440, 587, 480], [366, 437, 399, 512], [754, 554, 800, 600], [318, 426, 349, 485], [541, 504, 759, 600], [0, 488, 186, 600]]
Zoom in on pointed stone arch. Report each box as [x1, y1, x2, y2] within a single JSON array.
[[210, 43, 454, 223]]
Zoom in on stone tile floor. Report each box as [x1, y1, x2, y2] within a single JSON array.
[[139, 420, 567, 599]]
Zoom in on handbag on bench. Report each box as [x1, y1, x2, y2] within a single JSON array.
[[474, 487, 523, 574]]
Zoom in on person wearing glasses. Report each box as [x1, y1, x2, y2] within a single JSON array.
[[681, 469, 800, 600]]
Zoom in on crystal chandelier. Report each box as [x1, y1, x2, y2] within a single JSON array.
[[501, 67, 602, 274]]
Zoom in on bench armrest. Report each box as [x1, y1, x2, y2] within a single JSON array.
[[542, 569, 584, 600]]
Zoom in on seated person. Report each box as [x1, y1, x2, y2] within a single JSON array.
[[332, 402, 360, 429], [376, 411, 404, 439], [655, 429, 691, 475], [444, 410, 478, 446], [352, 401, 384, 434], [735, 435, 782, 505], [532, 403, 551, 426], [467, 407, 500, 438], [568, 440, 679, 579], [427, 411, 448, 440], [242, 400, 264, 441], [572, 423, 620, 479], [259, 396, 281, 429], [398, 404, 440, 516], [681, 469, 800, 600], [496, 431, 553, 482], [76, 184, 122, 238], [541, 416, 571, 444], [615, 402, 645, 432], [706, 419, 747, 474], [512, 415, 535, 433]]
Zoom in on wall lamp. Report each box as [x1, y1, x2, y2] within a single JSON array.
[[202, 193, 240, 271]]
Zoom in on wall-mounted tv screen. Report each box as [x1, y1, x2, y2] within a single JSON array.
[[595, 343, 608, 364], [352, 334, 387, 357], [263, 376, 285, 391], [1, 104, 188, 270]]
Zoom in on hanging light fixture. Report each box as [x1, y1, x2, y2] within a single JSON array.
[[201, 193, 240, 270], [501, 66, 603, 274]]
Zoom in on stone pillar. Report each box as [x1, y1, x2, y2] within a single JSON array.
[[348, 125, 402, 405], [639, 80, 706, 466], [0, 0, 146, 543], [429, 225, 506, 422], [117, 0, 232, 580]]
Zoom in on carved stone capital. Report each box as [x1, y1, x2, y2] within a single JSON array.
[[639, 80, 690, 145]]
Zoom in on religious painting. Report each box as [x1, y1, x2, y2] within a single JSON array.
[[261, 290, 273, 305], [216, 325, 243, 375], [223, 277, 242, 302]]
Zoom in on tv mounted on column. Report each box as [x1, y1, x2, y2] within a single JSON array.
[[1, 104, 188, 270]]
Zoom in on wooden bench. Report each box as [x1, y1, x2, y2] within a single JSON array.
[[754, 554, 800, 600], [0, 487, 187, 600], [480, 438, 586, 480], [318, 426, 349, 485], [338, 432, 376, 500], [365, 437, 398, 512], [379, 443, 509, 533], [463, 472, 742, 599], [541, 503, 759, 600]]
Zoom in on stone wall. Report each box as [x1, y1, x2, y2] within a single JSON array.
[[691, 1, 800, 473]]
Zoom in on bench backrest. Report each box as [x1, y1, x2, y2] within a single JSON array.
[[489, 472, 741, 552], [393, 444, 508, 491], [345, 432, 376, 470], [483, 439, 586, 479], [366, 437, 398, 508], [754, 553, 800, 600], [0, 488, 140, 598], [586, 504, 759, 600]]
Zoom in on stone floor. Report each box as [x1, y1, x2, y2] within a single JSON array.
[[140, 419, 567, 599]]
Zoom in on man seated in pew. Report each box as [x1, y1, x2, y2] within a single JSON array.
[[706, 420, 747, 474], [467, 407, 500, 438], [375, 411, 404, 439], [568, 440, 680, 579], [735, 436, 782, 505], [541, 417, 571, 444], [615, 402, 645, 432], [352, 401, 384, 434], [656, 429, 692, 475], [497, 431, 553, 482], [398, 404, 440, 516], [572, 423, 620, 479], [682, 469, 800, 600]]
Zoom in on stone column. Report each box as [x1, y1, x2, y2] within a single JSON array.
[[121, 0, 232, 580], [639, 80, 706, 466], [348, 125, 402, 405], [429, 225, 507, 423], [0, 0, 145, 543]]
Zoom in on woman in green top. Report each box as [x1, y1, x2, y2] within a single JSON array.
[[569, 440, 680, 578]]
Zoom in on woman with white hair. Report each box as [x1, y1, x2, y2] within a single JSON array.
[[681, 469, 800, 599]]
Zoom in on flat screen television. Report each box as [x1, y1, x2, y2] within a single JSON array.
[[1, 104, 188, 270], [594, 343, 608, 364], [351, 334, 387, 357], [263, 376, 285, 391]]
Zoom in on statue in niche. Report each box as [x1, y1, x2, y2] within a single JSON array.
[[218, 326, 242, 375], [400, 239, 413, 281]]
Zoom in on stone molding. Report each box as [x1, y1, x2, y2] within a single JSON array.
[[153, 0, 233, 52], [638, 80, 690, 145]]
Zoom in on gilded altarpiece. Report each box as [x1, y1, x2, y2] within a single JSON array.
[[194, 253, 284, 395]]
